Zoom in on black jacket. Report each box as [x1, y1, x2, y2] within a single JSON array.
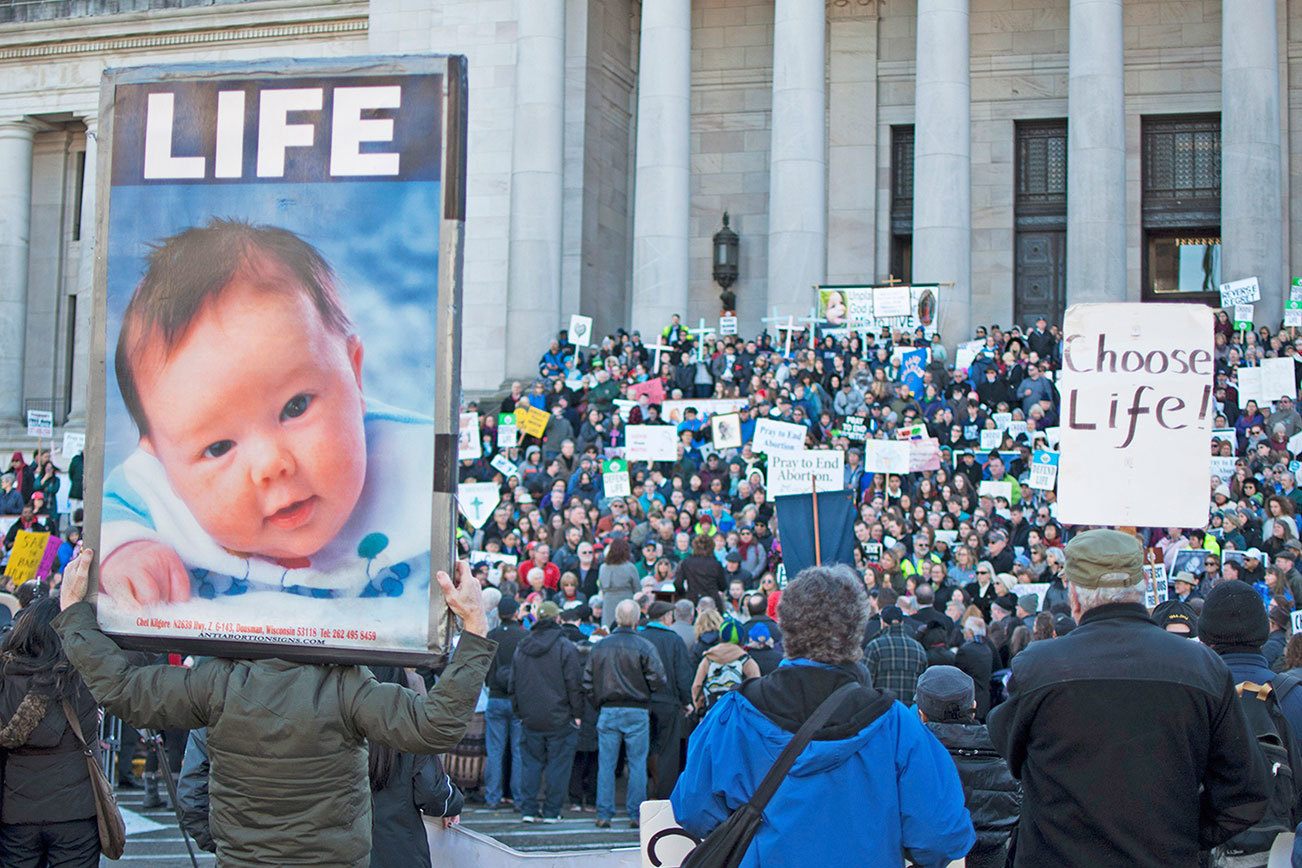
[[370, 751, 463, 868], [926, 721, 1021, 858], [954, 639, 997, 722], [509, 620, 583, 732], [485, 621, 527, 699], [639, 622, 694, 708], [582, 626, 666, 709], [674, 554, 728, 611], [987, 602, 1268, 867], [0, 660, 99, 826]]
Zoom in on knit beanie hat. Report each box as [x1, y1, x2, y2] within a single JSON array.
[[1199, 581, 1268, 654]]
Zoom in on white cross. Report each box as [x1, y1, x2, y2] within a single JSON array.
[[688, 318, 716, 362], [781, 315, 796, 357], [646, 341, 675, 372], [798, 306, 826, 344], [760, 307, 789, 339]]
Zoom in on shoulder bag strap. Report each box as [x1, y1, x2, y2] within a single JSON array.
[[59, 698, 92, 754], [1274, 671, 1301, 705], [745, 681, 862, 814]]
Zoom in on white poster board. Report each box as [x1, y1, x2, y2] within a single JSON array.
[[862, 439, 910, 474], [753, 418, 807, 454], [1028, 450, 1059, 490], [625, 425, 678, 462], [873, 285, 913, 318], [26, 410, 53, 439], [489, 454, 519, 478], [766, 450, 845, 497], [979, 480, 1014, 502], [1057, 303, 1213, 527], [1219, 277, 1261, 307], [1261, 357, 1297, 405], [62, 431, 86, 458], [458, 412, 482, 460], [569, 314, 593, 347], [456, 483, 501, 530], [1210, 455, 1238, 484]]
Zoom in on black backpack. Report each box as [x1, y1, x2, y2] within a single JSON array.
[[1222, 672, 1302, 856]]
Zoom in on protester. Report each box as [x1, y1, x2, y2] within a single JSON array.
[[0, 597, 101, 867], [690, 618, 761, 713], [988, 530, 1269, 866], [368, 667, 464, 868], [510, 601, 583, 824], [582, 599, 665, 829], [54, 550, 494, 867], [915, 666, 1021, 868], [483, 597, 526, 810], [670, 565, 975, 865], [638, 600, 694, 799], [864, 605, 928, 706]]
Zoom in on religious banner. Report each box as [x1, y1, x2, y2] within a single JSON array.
[[1057, 303, 1213, 527], [85, 56, 467, 664], [456, 482, 500, 530], [815, 284, 941, 337]]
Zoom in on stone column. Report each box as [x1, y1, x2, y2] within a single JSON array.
[[630, 0, 691, 339], [68, 115, 96, 426], [0, 120, 35, 422], [766, 0, 827, 317], [1066, 0, 1126, 304], [1222, 0, 1283, 326], [912, 0, 970, 342], [505, 0, 566, 378], [827, 8, 879, 284]]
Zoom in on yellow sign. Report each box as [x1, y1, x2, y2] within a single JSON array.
[[5, 530, 51, 586], [515, 406, 550, 439]]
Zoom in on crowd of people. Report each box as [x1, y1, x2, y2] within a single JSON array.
[[4, 304, 1302, 864], [450, 309, 1302, 864]]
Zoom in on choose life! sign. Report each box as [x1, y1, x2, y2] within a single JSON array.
[[1057, 304, 1213, 528]]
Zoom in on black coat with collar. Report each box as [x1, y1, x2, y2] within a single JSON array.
[[987, 602, 1268, 868]]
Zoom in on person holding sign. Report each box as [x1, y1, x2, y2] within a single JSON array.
[[52, 549, 494, 867]]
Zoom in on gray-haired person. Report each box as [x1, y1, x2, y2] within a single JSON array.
[[987, 529, 1267, 866], [670, 565, 975, 865]]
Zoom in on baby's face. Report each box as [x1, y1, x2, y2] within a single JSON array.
[[134, 273, 367, 561]]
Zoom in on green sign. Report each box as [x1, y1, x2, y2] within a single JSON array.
[[1286, 299, 1302, 328], [602, 458, 627, 474]]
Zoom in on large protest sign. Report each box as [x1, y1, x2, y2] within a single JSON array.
[[767, 450, 845, 497], [568, 314, 593, 347], [754, 418, 807, 454], [710, 413, 742, 449], [602, 458, 631, 497], [625, 425, 678, 462], [1219, 277, 1261, 308], [27, 410, 54, 439], [515, 405, 550, 438], [908, 438, 942, 472], [816, 284, 941, 337], [1057, 304, 1213, 527], [458, 412, 482, 460], [1260, 357, 1296, 405], [83, 57, 467, 665]]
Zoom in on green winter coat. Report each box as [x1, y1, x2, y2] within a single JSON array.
[[53, 602, 494, 867]]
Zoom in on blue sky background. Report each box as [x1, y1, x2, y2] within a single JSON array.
[[103, 180, 440, 470]]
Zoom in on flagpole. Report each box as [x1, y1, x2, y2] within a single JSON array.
[[811, 475, 822, 566]]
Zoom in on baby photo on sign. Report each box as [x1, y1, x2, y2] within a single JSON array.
[[96, 69, 450, 657]]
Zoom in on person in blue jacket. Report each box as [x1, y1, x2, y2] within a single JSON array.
[[670, 564, 975, 867]]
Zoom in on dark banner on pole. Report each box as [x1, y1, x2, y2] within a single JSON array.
[[775, 490, 857, 581]]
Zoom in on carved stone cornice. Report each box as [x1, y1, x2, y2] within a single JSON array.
[[826, 0, 881, 20]]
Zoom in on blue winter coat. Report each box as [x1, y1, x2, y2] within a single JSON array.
[[670, 660, 975, 867]]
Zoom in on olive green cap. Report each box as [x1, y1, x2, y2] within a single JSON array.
[[1063, 529, 1145, 589]]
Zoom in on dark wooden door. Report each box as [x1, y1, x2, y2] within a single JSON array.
[[1014, 230, 1066, 327]]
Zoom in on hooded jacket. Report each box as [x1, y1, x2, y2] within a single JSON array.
[[670, 659, 975, 868], [53, 602, 493, 868], [509, 620, 584, 732]]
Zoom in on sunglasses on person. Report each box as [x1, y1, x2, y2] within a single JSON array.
[[977, 569, 992, 575]]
